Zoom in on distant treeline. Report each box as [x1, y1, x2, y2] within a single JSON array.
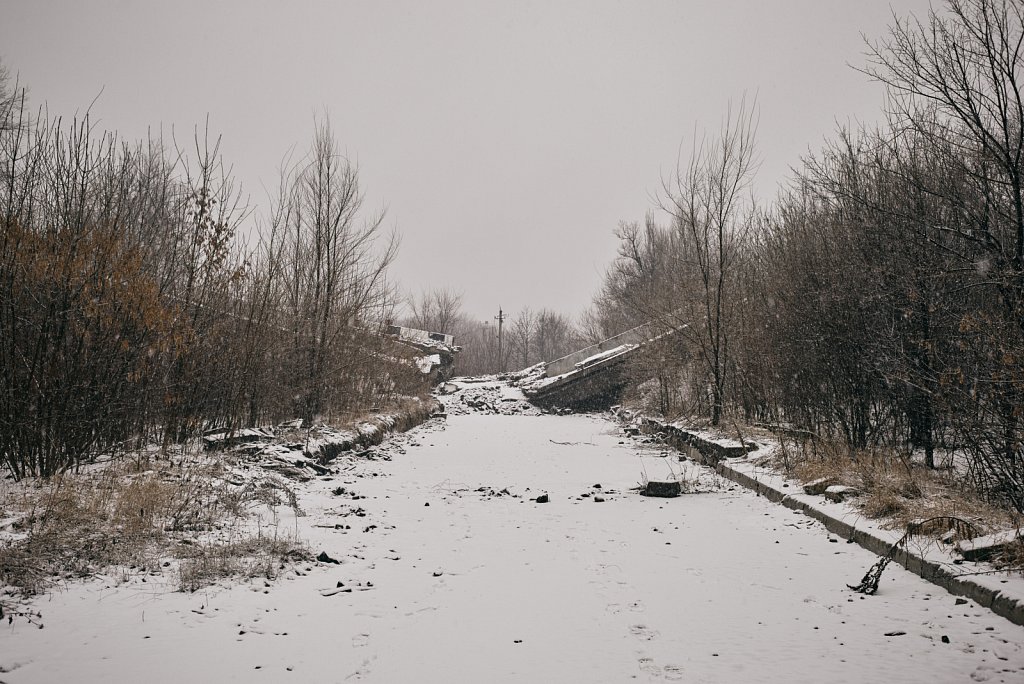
[[0, 66, 423, 479], [587, 0, 1024, 511], [402, 288, 582, 376]]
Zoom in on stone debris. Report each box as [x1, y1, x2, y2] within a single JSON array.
[[641, 480, 681, 498], [316, 551, 341, 564], [956, 530, 1024, 562], [202, 427, 275, 451], [823, 485, 860, 503], [439, 381, 540, 417], [803, 477, 837, 496]]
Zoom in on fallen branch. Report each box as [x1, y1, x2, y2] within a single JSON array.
[[848, 516, 978, 595]]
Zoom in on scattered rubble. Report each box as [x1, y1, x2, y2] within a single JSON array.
[[316, 551, 341, 564], [956, 530, 1024, 563], [204, 399, 442, 482], [203, 427, 275, 451], [438, 380, 540, 416], [823, 485, 860, 503], [803, 477, 837, 496]]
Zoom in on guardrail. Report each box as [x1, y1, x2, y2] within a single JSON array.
[[544, 323, 654, 377]]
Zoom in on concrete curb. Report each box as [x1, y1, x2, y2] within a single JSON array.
[[633, 415, 1024, 627], [310, 398, 443, 463]]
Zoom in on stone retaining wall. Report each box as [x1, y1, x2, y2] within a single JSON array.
[[639, 418, 752, 460], [306, 398, 443, 463]]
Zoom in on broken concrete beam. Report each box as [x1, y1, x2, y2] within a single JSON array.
[[642, 480, 681, 498], [823, 485, 860, 503], [803, 477, 837, 496], [956, 530, 1023, 562], [202, 427, 274, 450]]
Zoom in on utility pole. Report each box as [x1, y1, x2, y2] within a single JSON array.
[[494, 307, 505, 373]]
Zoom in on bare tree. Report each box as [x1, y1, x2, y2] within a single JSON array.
[[660, 98, 759, 425], [508, 307, 537, 367], [407, 287, 463, 335], [865, 0, 1024, 321], [860, 0, 1024, 504], [275, 118, 398, 421], [0, 60, 15, 133], [533, 309, 578, 363]]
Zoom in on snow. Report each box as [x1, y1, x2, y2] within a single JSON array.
[[0, 513, 26, 543], [3, 400, 1024, 682], [415, 353, 442, 374], [574, 343, 638, 369], [719, 454, 1024, 608]]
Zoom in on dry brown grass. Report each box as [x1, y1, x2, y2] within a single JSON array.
[[0, 451, 307, 597], [1, 396, 435, 600], [176, 535, 311, 593], [773, 437, 1021, 538], [996, 538, 1024, 570]]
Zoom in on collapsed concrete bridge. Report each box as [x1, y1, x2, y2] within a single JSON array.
[[385, 325, 459, 384], [522, 322, 670, 410]]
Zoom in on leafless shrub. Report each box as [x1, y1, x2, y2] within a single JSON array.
[[0, 72, 425, 480]]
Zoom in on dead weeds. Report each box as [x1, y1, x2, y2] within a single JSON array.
[[772, 436, 1022, 563], [1, 449, 307, 597], [176, 534, 311, 593], [2, 398, 435, 602]]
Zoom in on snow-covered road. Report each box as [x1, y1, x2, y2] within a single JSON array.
[[4, 409, 1024, 683]]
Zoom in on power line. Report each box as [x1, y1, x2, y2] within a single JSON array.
[[495, 307, 505, 373]]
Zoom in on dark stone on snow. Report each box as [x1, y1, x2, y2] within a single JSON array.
[[641, 480, 681, 498], [317, 551, 341, 564], [535, 494, 549, 504]]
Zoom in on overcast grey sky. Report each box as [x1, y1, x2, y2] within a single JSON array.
[[2, 0, 932, 320]]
